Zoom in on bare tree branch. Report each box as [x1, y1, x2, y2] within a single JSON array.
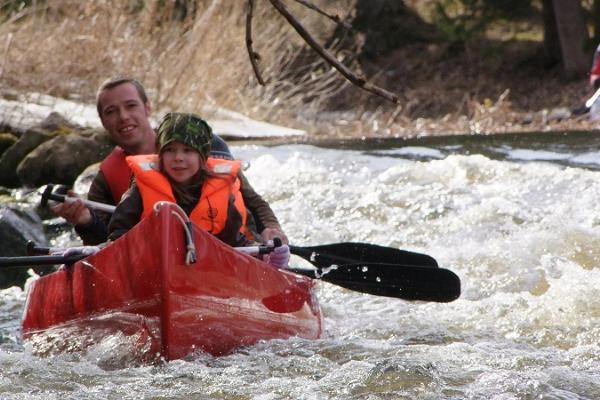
[[291, 0, 353, 30], [267, 0, 399, 104], [246, 0, 265, 85]]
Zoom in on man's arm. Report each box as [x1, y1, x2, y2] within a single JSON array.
[[107, 183, 144, 242], [238, 172, 288, 244], [72, 171, 115, 245]]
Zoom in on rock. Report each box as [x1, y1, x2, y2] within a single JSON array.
[[16, 128, 113, 187], [0, 128, 55, 187], [74, 162, 101, 195], [38, 111, 81, 132], [545, 107, 572, 123], [520, 113, 535, 125], [0, 132, 18, 157], [0, 205, 48, 288]]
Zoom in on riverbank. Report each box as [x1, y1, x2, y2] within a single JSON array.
[[1, 2, 599, 139]]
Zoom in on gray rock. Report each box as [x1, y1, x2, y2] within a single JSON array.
[[0, 132, 17, 157], [0, 128, 55, 187], [39, 111, 82, 132], [74, 162, 100, 195], [0, 205, 48, 288], [17, 129, 113, 187], [545, 107, 572, 123]]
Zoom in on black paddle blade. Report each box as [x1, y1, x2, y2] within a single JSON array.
[[288, 262, 460, 303], [289, 242, 438, 269]]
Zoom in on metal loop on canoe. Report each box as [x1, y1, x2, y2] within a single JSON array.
[[153, 201, 197, 265]]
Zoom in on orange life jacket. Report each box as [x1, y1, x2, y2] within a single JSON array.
[[126, 154, 248, 235], [100, 147, 132, 204]]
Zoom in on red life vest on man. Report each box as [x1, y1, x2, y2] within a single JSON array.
[[126, 154, 248, 235], [99, 147, 132, 204]]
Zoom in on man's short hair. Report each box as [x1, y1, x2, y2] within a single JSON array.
[[96, 77, 149, 117]]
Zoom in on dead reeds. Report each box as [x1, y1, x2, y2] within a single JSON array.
[[0, 0, 595, 138], [0, 0, 356, 131]]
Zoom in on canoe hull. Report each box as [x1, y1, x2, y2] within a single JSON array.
[[22, 204, 322, 360]]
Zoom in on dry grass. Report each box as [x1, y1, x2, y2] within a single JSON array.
[[0, 0, 357, 131], [0, 0, 597, 138]]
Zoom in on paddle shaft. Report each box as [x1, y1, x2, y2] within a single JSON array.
[[4, 242, 276, 269], [0, 253, 460, 302], [41, 187, 437, 267], [26, 243, 277, 257], [47, 192, 116, 213], [586, 86, 600, 108], [8, 243, 278, 268], [41, 184, 115, 213], [0, 254, 86, 267]]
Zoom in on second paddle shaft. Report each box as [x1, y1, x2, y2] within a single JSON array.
[[45, 191, 116, 213]]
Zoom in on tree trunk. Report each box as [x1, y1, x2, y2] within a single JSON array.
[[593, 0, 600, 45], [351, 0, 437, 59], [549, 0, 589, 78], [542, 0, 560, 64]]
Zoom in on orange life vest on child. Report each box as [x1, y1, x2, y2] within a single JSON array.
[[126, 154, 248, 236]]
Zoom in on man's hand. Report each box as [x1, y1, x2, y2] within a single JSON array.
[[50, 191, 92, 226], [260, 227, 288, 245]]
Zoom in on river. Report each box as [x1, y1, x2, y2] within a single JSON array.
[[2, 131, 600, 399]]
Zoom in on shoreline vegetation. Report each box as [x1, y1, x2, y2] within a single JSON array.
[[0, 1, 599, 139]]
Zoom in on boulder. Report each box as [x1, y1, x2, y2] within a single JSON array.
[[0, 128, 55, 187], [0, 132, 17, 157], [0, 205, 48, 288], [38, 111, 82, 132], [74, 162, 101, 195], [17, 128, 113, 187]]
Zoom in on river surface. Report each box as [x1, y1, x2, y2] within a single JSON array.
[[3, 131, 600, 399]]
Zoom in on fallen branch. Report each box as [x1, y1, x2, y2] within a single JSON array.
[[246, 0, 265, 85], [266, 0, 399, 104], [291, 0, 353, 30]]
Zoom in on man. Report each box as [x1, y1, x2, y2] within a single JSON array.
[[52, 77, 287, 245]]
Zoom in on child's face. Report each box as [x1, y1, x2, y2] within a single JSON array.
[[161, 141, 202, 185]]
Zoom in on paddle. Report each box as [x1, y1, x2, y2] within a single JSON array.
[[37, 187, 460, 301], [289, 242, 438, 268], [572, 86, 600, 116], [6, 243, 461, 303], [287, 263, 460, 302], [0, 254, 87, 267], [39, 186, 438, 268], [40, 184, 115, 213], [285, 240, 458, 302], [245, 239, 458, 302], [586, 86, 600, 109]]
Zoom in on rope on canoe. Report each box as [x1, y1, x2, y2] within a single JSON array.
[[153, 201, 197, 265]]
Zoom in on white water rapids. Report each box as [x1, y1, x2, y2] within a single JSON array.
[[2, 135, 600, 399]]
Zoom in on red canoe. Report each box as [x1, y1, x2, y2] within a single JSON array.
[[22, 203, 322, 360]]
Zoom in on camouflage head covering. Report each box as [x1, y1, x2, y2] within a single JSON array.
[[157, 113, 213, 160]]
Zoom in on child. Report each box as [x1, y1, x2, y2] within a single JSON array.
[[107, 112, 289, 267]]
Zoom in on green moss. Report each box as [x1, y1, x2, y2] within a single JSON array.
[[0, 194, 16, 204], [50, 126, 76, 136]]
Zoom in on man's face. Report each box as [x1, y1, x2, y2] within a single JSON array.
[[98, 83, 153, 154]]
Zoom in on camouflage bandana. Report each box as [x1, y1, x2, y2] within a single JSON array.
[[157, 113, 213, 160]]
